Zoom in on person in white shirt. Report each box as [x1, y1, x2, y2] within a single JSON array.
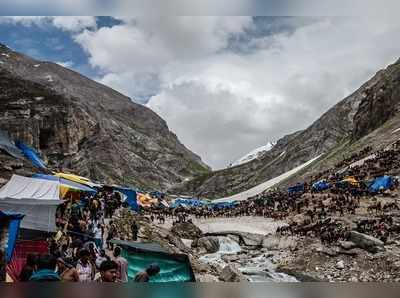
[[75, 249, 94, 282]]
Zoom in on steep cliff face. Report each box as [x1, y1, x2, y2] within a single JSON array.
[[173, 58, 400, 199], [0, 44, 210, 190], [352, 60, 400, 140]]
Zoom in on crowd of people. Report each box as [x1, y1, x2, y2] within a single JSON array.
[[16, 188, 161, 282], [13, 140, 400, 281]]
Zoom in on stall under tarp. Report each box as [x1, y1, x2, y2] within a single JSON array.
[[0, 130, 23, 159], [369, 176, 393, 193], [341, 176, 360, 187], [15, 140, 46, 169], [312, 180, 331, 191], [288, 183, 305, 194], [0, 175, 62, 232], [32, 173, 96, 198], [113, 186, 138, 212], [171, 198, 206, 208], [111, 240, 196, 282], [0, 175, 59, 200], [54, 172, 101, 188], [0, 211, 24, 262], [137, 193, 158, 207]]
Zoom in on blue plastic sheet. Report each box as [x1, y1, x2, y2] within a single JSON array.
[[15, 140, 46, 169], [369, 176, 393, 193], [114, 187, 138, 212], [288, 183, 305, 194], [312, 180, 331, 191], [0, 210, 24, 262]]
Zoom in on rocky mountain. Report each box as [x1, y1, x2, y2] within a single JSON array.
[[0, 43, 210, 190], [172, 58, 400, 199]]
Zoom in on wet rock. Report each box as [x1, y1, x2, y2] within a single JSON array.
[[222, 255, 240, 263], [171, 222, 203, 240], [262, 235, 297, 250], [197, 274, 220, 282], [219, 264, 248, 282], [349, 231, 384, 253], [197, 236, 220, 253]]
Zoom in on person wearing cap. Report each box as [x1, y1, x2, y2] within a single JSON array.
[[56, 258, 80, 282], [95, 260, 118, 282], [133, 263, 160, 282]]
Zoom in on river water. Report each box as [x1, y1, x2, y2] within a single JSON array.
[[199, 236, 298, 282]]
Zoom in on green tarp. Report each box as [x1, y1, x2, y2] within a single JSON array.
[[111, 240, 195, 282]]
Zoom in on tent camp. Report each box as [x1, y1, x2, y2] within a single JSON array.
[[0, 130, 23, 159], [312, 180, 331, 192], [288, 183, 305, 194], [0, 211, 24, 262], [15, 140, 46, 169], [31, 173, 96, 199], [369, 176, 393, 193], [111, 240, 195, 282], [0, 175, 62, 232]]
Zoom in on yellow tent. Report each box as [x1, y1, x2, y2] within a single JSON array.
[[54, 172, 99, 188], [137, 193, 158, 207], [342, 176, 360, 187]]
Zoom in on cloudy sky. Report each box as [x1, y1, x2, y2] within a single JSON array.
[[1, 16, 399, 169]]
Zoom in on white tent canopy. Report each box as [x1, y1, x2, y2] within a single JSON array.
[[0, 174, 60, 200], [0, 175, 62, 232]]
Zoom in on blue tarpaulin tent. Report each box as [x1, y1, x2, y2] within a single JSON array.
[[369, 176, 393, 193], [171, 198, 206, 208], [0, 210, 24, 262], [312, 180, 331, 191], [288, 183, 305, 194], [114, 187, 138, 212], [210, 201, 239, 210], [15, 140, 46, 169]]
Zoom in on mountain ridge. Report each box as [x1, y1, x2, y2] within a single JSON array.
[[0, 43, 210, 190]]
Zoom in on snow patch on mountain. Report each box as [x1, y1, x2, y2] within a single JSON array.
[[230, 142, 276, 167]]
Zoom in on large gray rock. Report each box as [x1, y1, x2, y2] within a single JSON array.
[[171, 222, 203, 240], [219, 264, 248, 282], [196, 236, 220, 253], [339, 240, 356, 250], [349, 231, 384, 253], [262, 235, 297, 251]]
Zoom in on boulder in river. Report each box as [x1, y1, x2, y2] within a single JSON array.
[[171, 222, 203, 240], [262, 235, 297, 250], [196, 236, 220, 253], [219, 264, 248, 282]]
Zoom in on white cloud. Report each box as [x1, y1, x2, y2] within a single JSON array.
[[75, 17, 400, 169], [52, 17, 97, 32]]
